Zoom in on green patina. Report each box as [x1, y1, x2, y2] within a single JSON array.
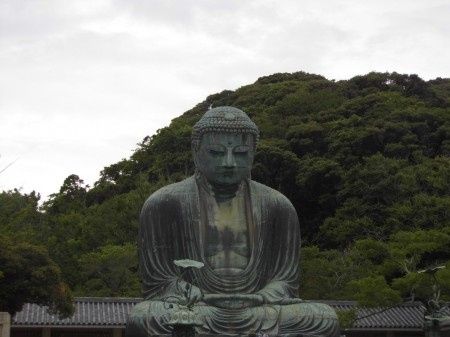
[[125, 107, 340, 337]]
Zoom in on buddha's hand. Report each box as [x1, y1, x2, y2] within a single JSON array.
[[203, 294, 264, 309], [165, 281, 203, 306], [186, 284, 203, 306]]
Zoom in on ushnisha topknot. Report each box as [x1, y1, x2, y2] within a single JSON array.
[[191, 106, 260, 149]]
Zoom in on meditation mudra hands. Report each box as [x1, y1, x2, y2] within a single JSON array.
[[203, 293, 265, 309], [168, 280, 264, 309]]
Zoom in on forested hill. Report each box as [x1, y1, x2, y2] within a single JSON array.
[[2, 72, 450, 310]]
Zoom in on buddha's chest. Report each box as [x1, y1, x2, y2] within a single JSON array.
[[203, 195, 250, 273]]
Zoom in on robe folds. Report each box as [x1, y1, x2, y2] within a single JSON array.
[[126, 176, 340, 336]]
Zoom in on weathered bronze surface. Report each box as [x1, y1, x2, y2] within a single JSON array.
[[126, 107, 340, 336]]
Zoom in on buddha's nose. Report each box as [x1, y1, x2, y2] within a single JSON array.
[[224, 149, 237, 168]]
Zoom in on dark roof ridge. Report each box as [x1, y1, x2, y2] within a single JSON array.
[[72, 297, 428, 307], [74, 297, 141, 302], [314, 300, 426, 307]]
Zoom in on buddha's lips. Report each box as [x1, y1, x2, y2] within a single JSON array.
[[220, 171, 235, 177]]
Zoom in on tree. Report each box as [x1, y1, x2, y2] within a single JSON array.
[[0, 189, 42, 242], [386, 229, 450, 303], [252, 141, 300, 201], [0, 234, 74, 317], [43, 174, 88, 215], [300, 231, 450, 307], [75, 244, 140, 297], [299, 246, 364, 300], [347, 276, 402, 307]]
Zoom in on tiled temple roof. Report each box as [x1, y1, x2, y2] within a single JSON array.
[[13, 298, 136, 328], [12, 297, 449, 330], [327, 300, 429, 330]]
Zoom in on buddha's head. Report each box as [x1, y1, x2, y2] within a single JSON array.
[[192, 106, 259, 187]]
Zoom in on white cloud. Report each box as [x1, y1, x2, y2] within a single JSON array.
[[0, 0, 449, 198]]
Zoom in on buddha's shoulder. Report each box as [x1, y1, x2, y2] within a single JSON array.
[[143, 176, 196, 207], [249, 180, 294, 206]]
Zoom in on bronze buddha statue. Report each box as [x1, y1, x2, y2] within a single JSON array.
[[126, 106, 340, 336]]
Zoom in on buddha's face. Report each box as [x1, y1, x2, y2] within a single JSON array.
[[194, 132, 255, 187]]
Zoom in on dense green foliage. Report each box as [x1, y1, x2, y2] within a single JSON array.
[[1, 72, 449, 310], [0, 191, 74, 316]]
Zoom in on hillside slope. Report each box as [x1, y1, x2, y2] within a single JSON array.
[[3, 71, 449, 305]]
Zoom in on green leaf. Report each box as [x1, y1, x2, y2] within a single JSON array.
[[174, 259, 204, 269]]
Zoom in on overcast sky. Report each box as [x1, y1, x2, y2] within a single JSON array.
[[1, 0, 449, 200]]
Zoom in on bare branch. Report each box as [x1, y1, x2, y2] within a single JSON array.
[[0, 157, 19, 175]]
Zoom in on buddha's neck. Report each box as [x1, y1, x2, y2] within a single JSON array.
[[212, 183, 241, 202]]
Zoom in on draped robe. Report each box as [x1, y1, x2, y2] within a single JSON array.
[[126, 176, 340, 336]]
